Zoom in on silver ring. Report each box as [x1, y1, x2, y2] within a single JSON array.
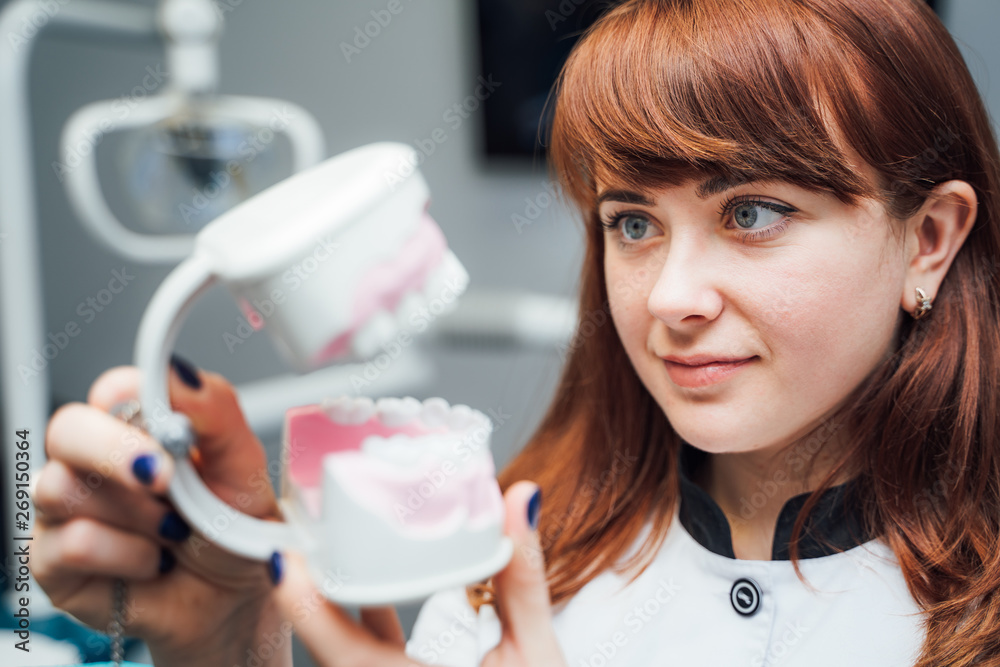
[[109, 398, 144, 429]]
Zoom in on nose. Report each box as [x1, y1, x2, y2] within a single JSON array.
[[646, 235, 723, 329]]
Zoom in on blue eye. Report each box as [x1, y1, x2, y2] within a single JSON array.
[[623, 216, 650, 240], [600, 213, 658, 244], [722, 196, 796, 243], [732, 202, 785, 229]]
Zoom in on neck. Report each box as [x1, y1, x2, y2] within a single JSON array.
[[694, 420, 853, 560]]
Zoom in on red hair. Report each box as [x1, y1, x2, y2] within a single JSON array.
[[469, 1, 1000, 663]]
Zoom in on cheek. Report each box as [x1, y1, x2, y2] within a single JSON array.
[[605, 252, 662, 353], [755, 233, 900, 405]]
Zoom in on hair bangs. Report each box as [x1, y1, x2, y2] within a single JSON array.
[[548, 0, 879, 212]]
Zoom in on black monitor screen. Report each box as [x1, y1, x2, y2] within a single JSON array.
[[475, 0, 944, 161]]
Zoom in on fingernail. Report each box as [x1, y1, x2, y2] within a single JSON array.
[[169, 353, 202, 390], [159, 547, 176, 574], [527, 487, 542, 530], [132, 453, 159, 485], [268, 551, 283, 585], [158, 511, 191, 542]]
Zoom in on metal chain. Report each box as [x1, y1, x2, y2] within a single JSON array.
[[108, 399, 144, 666], [109, 577, 127, 665]]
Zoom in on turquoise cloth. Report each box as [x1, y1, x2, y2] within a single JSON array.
[[0, 599, 143, 663]]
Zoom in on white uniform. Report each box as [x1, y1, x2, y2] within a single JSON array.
[[404, 442, 925, 666]]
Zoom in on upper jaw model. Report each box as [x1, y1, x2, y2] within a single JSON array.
[[197, 141, 470, 372], [281, 394, 509, 605]]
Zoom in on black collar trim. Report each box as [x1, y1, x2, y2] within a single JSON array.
[[676, 441, 873, 560]]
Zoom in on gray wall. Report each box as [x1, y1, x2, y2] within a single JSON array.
[[5, 0, 998, 664]]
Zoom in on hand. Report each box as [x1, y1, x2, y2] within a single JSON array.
[[271, 480, 568, 667], [31, 363, 289, 666]]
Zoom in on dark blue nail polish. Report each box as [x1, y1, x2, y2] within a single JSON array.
[[169, 353, 202, 390], [159, 547, 176, 574], [527, 488, 542, 530], [158, 511, 191, 542], [267, 551, 283, 585], [132, 453, 159, 485]]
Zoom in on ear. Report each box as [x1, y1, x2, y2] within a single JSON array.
[[901, 180, 977, 315]]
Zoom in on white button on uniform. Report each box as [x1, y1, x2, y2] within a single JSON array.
[[731, 578, 762, 616]]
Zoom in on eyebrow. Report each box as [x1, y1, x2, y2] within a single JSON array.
[[595, 175, 751, 207]]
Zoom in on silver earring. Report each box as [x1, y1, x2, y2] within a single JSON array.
[[912, 287, 933, 320]]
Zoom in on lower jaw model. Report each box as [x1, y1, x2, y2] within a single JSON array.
[[280, 394, 510, 605]]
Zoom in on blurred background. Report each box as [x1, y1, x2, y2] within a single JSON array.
[[0, 0, 992, 663]]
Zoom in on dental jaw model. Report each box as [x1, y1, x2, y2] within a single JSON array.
[[133, 142, 512, 604], [283, 395, 509, 604]]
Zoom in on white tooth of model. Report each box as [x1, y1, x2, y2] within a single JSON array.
[[351, 309, 400, 359], [446, 404, 477, 431], [422, 250, 464, 306], [421, 397, 451, 428], [321, 395, 356, 423], [395, 291, 427, 333], [361, 434, 422, 465], [421, 251, 469, 316], [360, 432, 468, 468], [376, 396, 422, 427], [349, 396, 376, 424]]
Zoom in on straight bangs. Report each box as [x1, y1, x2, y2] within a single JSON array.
[[548, 0, 882, 213]]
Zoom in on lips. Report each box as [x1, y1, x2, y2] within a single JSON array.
[[661, 354, 756, 366], [663, 356, 757, 388]]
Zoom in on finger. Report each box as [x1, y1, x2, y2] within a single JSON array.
[[33, 568, 176, 642], [86, 361, 279, 519], [32, 459, 190, 545], [45, 402, 175, 496], [86, 365, 143, 412], [272, 551, 422, 667], [152, 357, 279, 518], [359, 607, 405, 648], [32, 516, 175, 583], [489, 481, 564, 663]]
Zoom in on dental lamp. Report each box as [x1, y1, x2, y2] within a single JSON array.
[[59, 0, 326, 263]]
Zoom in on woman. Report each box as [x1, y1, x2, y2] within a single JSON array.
[[31, 0, 1000, 665]]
